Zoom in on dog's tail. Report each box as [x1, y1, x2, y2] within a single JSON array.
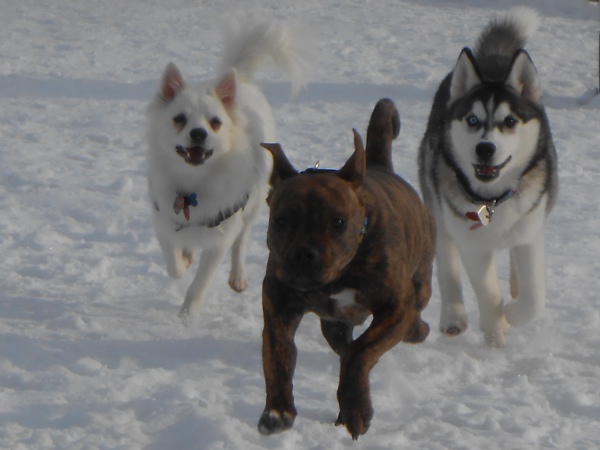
[[217, 16, 311, 97], [475, 6, 540, 62], [365, 98, 400, 171]]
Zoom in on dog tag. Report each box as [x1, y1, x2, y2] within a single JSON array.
[[465, 203, 494, 230]]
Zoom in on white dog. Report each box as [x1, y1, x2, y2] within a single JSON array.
[[146, 18, 309, 324]]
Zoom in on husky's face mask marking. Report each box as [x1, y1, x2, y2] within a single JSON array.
[[446, 47, 543, 186], [450, 97, 540, 184]]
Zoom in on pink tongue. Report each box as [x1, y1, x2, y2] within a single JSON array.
[[187, 147, 203, 159], [478, 165, 495, 175]]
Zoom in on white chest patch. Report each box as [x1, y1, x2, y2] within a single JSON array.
[[329, 289, 370, 326], [331, 289, 358, 307]]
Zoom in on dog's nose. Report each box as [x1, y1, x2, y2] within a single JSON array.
[[189, 128, 208, 143], [476, 142, 496, 161], [293, 245, 320, 265]]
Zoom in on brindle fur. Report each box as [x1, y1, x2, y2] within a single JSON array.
[[258, 99, 436, 440]]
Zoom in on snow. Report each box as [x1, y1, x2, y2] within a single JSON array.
[[0, 0, 599, 449]]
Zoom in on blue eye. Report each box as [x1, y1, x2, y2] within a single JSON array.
[[466, 115, 479, 127]]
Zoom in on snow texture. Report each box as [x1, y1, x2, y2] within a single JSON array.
[[0, 0, 599, 449]]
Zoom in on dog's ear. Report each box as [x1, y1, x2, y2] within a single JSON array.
[[337, 129, 366, 188], [261, 143, 298, 187], [159, 62, 186, 103], [506, 50, 542, 104], [216, 69, 237, 109], [449, 48, 482, 104]]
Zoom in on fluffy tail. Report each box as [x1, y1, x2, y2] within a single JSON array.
[[365, 98, 400, 171], [217, 16, 311, 97], [475, 6, 540, 59]]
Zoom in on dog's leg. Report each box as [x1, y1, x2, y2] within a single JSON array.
[[157, 235, 193, 279], [460, 249, 509, 347], [335, 288, 416, 440], [228, 224, 250, 293], [178, 246, 228, 324], [436, 229, 468, 336], [509, 248, 519, 299], [258, 282, 303, 435], [504, 233, 546, 326], [320, 319, 353, 356]]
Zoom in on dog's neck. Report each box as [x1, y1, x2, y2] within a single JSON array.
[[172, 191, 249, 231]]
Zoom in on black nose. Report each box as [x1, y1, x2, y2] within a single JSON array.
[[189, 128, 208, 143], [293, 245, 320, 265], [476, 142, 496, 162]]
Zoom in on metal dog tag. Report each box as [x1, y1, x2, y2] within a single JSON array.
[[465, 200, 495, 230], [476, 204, 493, 226]]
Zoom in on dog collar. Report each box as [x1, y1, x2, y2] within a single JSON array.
[[359, 215, 368, 244], [173, 191, 249, 230], [453, 169, 517, 230]]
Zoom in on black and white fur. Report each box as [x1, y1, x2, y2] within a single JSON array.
[[418, 7, 558, 346], [147, 18, 309, 324]]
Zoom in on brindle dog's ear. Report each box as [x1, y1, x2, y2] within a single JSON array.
[[261, 143, 299, 187], [337, 129, 366, 188]]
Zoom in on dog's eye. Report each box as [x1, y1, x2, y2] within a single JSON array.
[[330, 217, 345, 230], [466, 115, 480, 127], [503, 115, 518, 129], [173, 114, 187, 130], [274, 217, 287, 229], [210, 117, 222, 131]]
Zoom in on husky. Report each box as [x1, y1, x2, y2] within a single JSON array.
[[418, 7, 558, 347], [146, 18, 309, 324]]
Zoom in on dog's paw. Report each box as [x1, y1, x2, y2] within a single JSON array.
[[482, 315, 510, 348], [335, 407, 372, 441], [404, 316, 430, 343], [504, 298, 543, 327], [440, 304, 468, 336], [257, 409, 295, 435], [228, 275, 247, 293], [177, 307, 193, 327]]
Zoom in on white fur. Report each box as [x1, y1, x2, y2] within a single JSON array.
[[146, 18, 308, 324]]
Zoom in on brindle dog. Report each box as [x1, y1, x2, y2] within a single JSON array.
[[258, 99, 435, 440]]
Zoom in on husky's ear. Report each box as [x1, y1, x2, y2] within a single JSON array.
[[337, 129, 366, 189], [261, 143, 298, 188], [449, 48, 482, 104], [215, 68, 237, 109], [506, 50, 542, 104], [159, 62, 186, 103]]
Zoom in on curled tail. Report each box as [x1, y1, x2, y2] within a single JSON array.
[[365, 98, 400, 171], [475, 6, 539, 59], [217, 17, 311, 97]]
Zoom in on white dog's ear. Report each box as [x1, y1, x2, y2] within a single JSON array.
[[449, 48, 482, 104], [506, 50, 542, 104], [159, 62, 186, 102], [215, 69, 237, 108], [337, 130, 366, 189]]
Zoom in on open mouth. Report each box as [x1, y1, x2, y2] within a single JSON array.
[[473, 156, 511, 181], [175, 145, 214, 166]]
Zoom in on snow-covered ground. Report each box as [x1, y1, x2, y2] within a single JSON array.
[[0, 1, 599, 449]]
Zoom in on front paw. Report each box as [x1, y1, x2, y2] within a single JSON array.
[[257, 409, 295, 435], [481, 314, 510, 348], [335, 405, 372, 440], [440, 303, 468, 336], [228, 274, 248, 292]]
